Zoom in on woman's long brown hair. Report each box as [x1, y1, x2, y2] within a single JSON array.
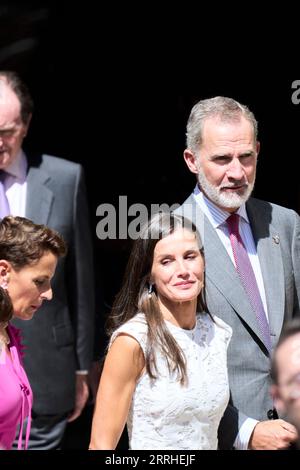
[[108, 212, 208, 385]]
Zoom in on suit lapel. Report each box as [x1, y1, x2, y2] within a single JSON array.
[[26, 166, 54, 225], [180, 195, 272, 347], [246, 200, 285, 339]]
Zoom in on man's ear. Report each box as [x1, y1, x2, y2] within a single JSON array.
[[256, 140, 260, 156], [183, 149, 199, 175], [271, 384, 286, 415]]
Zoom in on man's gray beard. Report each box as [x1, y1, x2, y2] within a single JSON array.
[[197, 169, 255, 209]]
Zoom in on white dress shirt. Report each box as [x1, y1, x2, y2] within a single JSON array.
[[3, 150, 27, 217]]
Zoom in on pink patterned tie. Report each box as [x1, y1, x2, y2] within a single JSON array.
[[0, 171, 10, 219], [226, 213, 271, 352]]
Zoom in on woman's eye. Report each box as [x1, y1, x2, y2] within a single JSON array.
[[34, 279, 44, 286], [161, 259, 171, 265]]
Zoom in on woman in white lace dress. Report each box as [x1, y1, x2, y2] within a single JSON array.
[[89, 213, 232, 450]]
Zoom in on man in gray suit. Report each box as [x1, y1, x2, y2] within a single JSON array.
[[176, 96, 299, 449], [0, 71, 95, 448]]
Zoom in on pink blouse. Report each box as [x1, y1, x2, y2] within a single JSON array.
[[0, 324, 33, 450]]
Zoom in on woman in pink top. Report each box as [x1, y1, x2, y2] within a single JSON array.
[[0, 216, 66, 450]]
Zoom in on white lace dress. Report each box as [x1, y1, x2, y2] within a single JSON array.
[[110, 312, 232, 450]]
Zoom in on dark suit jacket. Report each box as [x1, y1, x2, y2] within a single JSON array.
[[12, 153, 95, 415], [176, 194, 300, 448]]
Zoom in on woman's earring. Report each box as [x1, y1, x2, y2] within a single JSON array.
[[0, 280, 8, 290], [148, 283, 153, 298]]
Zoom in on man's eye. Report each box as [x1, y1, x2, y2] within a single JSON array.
[[240, 154, 254, 161], [0, 130, 14, 137], [214, 156, 230, 163]]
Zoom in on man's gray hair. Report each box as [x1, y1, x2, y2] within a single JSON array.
[[186, 96, 258, 154]]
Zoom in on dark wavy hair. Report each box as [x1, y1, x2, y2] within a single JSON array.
[[0, 286, 13, 323], [0, 216, 67, 270], [108, 212, 209, 385]]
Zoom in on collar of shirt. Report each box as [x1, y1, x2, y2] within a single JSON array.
[[4, 149, 27, 183], [193, 184, 250, 228]]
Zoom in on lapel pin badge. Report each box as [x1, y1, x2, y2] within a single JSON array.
[[272, 235, 280, 244]]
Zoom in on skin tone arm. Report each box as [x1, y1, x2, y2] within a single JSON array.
[[89, 334, 145, 450]]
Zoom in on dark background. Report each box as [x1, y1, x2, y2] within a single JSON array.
[[1, 1, 299, 450]]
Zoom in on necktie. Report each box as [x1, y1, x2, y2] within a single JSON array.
[[0, 171, 10, 219], [226, 213, 271, 352]]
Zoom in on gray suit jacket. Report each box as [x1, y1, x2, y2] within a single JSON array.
[[12, 153, 95, 415], [176, 194, 300, 447]]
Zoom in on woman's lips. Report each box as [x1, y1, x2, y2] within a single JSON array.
[[173, 281, 195, 287]]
